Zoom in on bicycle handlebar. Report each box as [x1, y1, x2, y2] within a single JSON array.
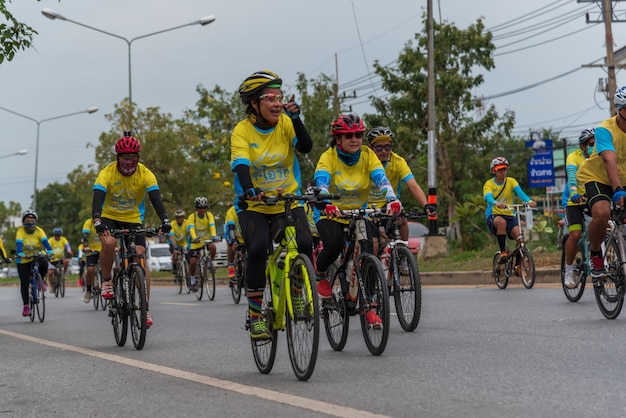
[[239, 191, 341, 206], [109, 227, 159, 238]]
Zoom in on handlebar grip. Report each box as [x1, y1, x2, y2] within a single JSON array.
[[318, 193, 340, 200]]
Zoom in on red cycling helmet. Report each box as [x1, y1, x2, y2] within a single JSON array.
[[330, 114, 366, 136], [115, 134, 141, 154]]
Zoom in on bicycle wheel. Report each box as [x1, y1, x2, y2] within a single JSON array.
[[359, 255, 390, 356], [195, 259, 205, 301], [520, 249, 536, 289], [54, 269, 61, 298], [250, 283, 278, 375], [35, 273, 45, 322], [93, 277, 100, 310], [60, 268, 66, 298], [97, 267, 106, 311], [129, 265, 148, 350], [111, 273, 128, 347], [175, 258, 183, 294], [231, 253, 244, 304], [560, 236, 586, 302], [205, 259, 216, 301], [392, 247, 421, 332], [594, 238, 625, 319], [492, 252, 508, 289], [286, 254, 320, 381], [322, 260, 349, 351]]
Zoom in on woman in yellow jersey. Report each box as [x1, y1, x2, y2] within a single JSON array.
[[187, 197, 217, 292], [231, 70, 313, 339], [314, 114, 403, 327], [81, 218, 103, 303], [223, 205, 243, 281], [15, 210, 54, 317], [168, 209, 188, 276]]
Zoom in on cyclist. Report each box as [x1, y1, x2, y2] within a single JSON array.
[[187, 197, 217, 292], [92, 133, 171, 328], [483, 157, 537, 267], [168, 209, 188, 276], [77, 243, 86, 288], [367, 126, 434, 242], [231, 69, 313, 339], [577, 86, 626, 278], [562, 129, 595, 288], [15, 210, 54, 317], [223, 205, 243, 284], [81, 218, 102, 303], [46, 227, 73, 293], [314, 114, 402, 327]]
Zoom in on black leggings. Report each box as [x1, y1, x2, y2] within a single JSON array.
[[316, 218, 378, 274], [17, 260, 48, 306], [239, 207, 313, 292]]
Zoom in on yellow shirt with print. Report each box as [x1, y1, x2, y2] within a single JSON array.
[[82, 218, 102, 252], [93, 162, 159, 224], [483, 177, 521, 218], [16, 226, 48, 264], [369, 151, 413, 208], [565, 149, 587, 206], [577, 116, 626, 186], [231, 113, 302, 215], [49, 236, 70, 262], [169, 219, 189, 249], [187, 212, 217, 250]]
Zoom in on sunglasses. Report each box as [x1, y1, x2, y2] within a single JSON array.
[[373, 144, 392, 152], [343, 132, 364, 139], [24, 223, 36, 227], [258, 94, 284, 103]]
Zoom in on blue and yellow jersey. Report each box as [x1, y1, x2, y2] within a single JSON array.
[[231, 113, 304, 215], [15, 226, 50, 264], [368, 151, 414, 208], [187, 212, 217, 250], [577, 116, 625, 186], [223, 205, 243, 244], [314, 146, 395, 217], [565, 149, 587, 206], [483, 176, 531, 219], [82, 218, 102, 252], [0, 236, 7, 259], [93, 162, 159, 223], [168, 219, 189, 249], [49, 236, 70, 262]]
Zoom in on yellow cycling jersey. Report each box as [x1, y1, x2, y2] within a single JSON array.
[[81, 218, 102, 252], [16, 226, 49, 264], [483, 176, 521, 218], [187, 212, 217, 250], [49, 236, 70, 262], [231, 113, 303, 215], [369, 151, 414, 208], [169, 219, 189, 248], [577, 116, 626, 186], [565, 149, 587, 206], [0, 237, 7, 259], [93, 162, 160, 223]]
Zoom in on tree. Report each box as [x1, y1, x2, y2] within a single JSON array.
[[369, 16, 516, 240], [36, 182, 83, 248], [0, 0, 40, 63]]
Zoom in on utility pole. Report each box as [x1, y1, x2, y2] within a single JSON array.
[[333, 53, 340, 115], [426, 0, 438, 235]]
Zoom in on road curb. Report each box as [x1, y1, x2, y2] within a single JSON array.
[[420, 268, 561, 286]]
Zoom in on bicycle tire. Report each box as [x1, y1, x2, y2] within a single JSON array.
[[232, 249, 246, 304], [175, 258, 183, 294], [560, 236, 586, 302], [93, 276, 100, 310], [111, 273, 128, 347], [195, 258, 205, 301], [206, 259, 216, 301], [60, 268, 66, 298], [492, 252, 508, 289], [35, 273, 45, 322], [129, 265, 148, 350], [98, 267, 106, 311], [322, 260, 349, 351], [54, 268, 61, 298], [392, 247, 421, 332], [285, 254, 320, 381], [594, 238, 625, 319], [359, 255, 390, 356], [250, 283, 278, 374], [520, 249, 536, 289]]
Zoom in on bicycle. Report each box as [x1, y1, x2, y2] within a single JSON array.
[[592, 207, 626, 319], [108, 227, 157, 350], [244, 190, 332, 381], [87, 252, 106, 311], [24, 252, 48, 323], [376, 210, 424, 332], [231, 243, 247, 304], [559, 208, 591, 302], [193, 237, 221, 301], [492, 203, 536, 290], [321, 206, 391, 356], [52, 259, 65, 298], [173, 247, 190, 295]]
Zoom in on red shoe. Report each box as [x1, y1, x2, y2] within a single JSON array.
[[146, 311, 154, 328], [317, 279, 332, 298], [78, 278, 83, 287], [228, 266, 235, 278], [22, 305, 30, 317], [365, 310, 382, 329], [101, 281, 114, 299]]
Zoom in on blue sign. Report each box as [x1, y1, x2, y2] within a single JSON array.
[[526, 135, 555, 188]]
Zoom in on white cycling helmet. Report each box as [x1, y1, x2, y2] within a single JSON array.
[[490, 157, 509, 172], [615, 86, 626, 109]]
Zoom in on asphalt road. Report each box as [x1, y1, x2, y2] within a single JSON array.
[[1, 283, 625, 418]]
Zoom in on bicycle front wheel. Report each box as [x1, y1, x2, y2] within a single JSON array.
[[322, 260, 349, 351], [231, 259, 243, 304], [359, 255, 390, 356], [111, 274, 128, 347], [129, 265, 148, 350], [492, 252, 508, 289], [520, 249, 536, 289], [560, 236, 586, 302], [594, 238, 625, 319], [37, 279, 45, 322], [195, 260, 205, 301], [175, 260, 183, 294], [392, 247, 421, 332], [54, 269, 61, 298], [250, 283, 278, 375], [205, 259, 216, 301], [60, 269, 66, 297], [286, 254, 319, 381]]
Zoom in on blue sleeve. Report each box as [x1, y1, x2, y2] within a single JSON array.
[[485, 193, 496, 205], [42, 238, 52, 251], [594, 126, 615, 154], [513, 185, 531, 203]]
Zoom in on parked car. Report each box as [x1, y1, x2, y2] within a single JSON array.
[[69, 257, 81, 275], [0, 266, 18, 278], [213, 238, 228, 268], [407, 221, 429, 254], [146, 242, 173, 272]]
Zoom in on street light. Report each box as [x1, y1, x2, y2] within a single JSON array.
[[42, 8, 216, 127], [0, 105, 98, 210], [0, 149, 28, 160]]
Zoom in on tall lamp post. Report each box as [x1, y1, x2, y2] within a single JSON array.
[[0, 149, 28, 160], [42, 8, 216, 128], [0, 105, 98, 210]]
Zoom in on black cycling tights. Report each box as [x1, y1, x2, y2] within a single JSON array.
[[239, 207, 313, 292]]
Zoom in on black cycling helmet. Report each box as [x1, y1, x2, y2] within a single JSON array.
[[194, 197, 209, 209], [238, 70, 282, 105], [578, 128, 595, 145], [367, 126, 394, 144]]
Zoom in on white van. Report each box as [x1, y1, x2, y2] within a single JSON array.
[[146, 242, 172, 271]]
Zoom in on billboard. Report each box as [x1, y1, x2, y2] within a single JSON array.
[[526, 132, 555, 188]]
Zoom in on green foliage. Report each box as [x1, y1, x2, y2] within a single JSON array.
[[0, 0, 39, 64], [531, 219, 554, 246]]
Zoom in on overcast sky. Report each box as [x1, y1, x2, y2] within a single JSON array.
[[0, 0, 623, 211]]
